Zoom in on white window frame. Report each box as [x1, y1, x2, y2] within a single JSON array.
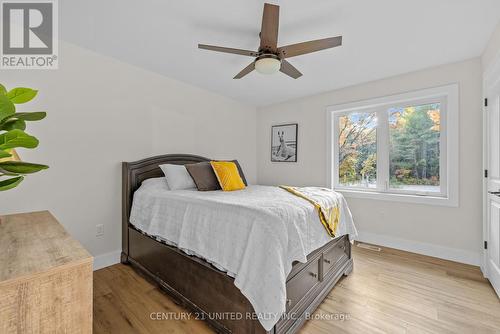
[[326, 84, 459, 207]]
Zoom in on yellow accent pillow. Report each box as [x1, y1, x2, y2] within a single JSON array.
[[210, 161, 246, 191]]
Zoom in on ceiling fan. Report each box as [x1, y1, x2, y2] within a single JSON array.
[[198, 3, 342, 79]]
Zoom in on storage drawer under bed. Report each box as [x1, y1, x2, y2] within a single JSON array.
[[285, 256, 321, 312], [285, 236, 349, 313], [277, 235, 351, 334], [322, 237, 349, 277]]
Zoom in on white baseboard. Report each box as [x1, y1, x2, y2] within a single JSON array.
[[93, 249, 121, 271], [356, 231, 481, 266], [481, 254, 488, 278]]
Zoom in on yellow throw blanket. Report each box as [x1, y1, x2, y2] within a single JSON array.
[[280, 186, 341, 238]]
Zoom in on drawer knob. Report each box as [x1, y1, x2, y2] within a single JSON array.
[[286, 298, 292, 306], [309, 272, 318, 278], [324, 258, 331, 264], [339, 245, 345, 250]]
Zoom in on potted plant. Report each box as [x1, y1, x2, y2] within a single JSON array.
[[0, 84, 48, 191]]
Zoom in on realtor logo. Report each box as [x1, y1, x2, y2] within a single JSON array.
[[1, 0, 58, 69]]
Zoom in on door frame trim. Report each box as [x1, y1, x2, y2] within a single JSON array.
[[482, 54, 500, 277]]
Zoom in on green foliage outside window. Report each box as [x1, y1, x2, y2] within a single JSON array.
[[389, 104, 440, 188], [338, 112, 377, 187]]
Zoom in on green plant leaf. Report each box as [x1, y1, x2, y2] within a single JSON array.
[[7, 87, 38, 104], [2, 119, 26, 131], [0, 112, 46, 126], [0, 129, 39, 150], [0, 94, 15, 121], [0, 161, 48, 174], [6, 112, 46, 122], [0, 150, 11, 159], [0, 175, 24, 191], [0, 84, 6, 95]]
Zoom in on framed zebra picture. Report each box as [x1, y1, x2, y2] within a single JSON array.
[[271, 123, 298, 162]]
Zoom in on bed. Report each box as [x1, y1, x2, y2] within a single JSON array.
[[122, 154, 356, 334]]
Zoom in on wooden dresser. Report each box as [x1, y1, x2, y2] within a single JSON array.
[[0, 211, 93, 333]]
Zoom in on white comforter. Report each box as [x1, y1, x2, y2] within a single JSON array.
[[130, 179, 357, 330]]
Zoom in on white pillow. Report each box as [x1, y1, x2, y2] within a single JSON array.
[[159, 164, 196, 190], [141, 177, 170, 191]]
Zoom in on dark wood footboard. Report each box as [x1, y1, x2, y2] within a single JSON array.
[[124, 227, 351, 334], [122, 154, 353, 334]]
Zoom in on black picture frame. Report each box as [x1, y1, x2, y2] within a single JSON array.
[[271, 123, 298, 162]]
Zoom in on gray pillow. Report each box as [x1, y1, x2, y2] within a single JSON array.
[[185, 162, 221, 191]]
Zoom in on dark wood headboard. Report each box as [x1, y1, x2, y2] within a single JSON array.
[[121, 154, 210, 260]]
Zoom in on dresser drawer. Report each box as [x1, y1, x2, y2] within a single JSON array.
[[285, 256, 320, 312], [322, 237, 348, 276]]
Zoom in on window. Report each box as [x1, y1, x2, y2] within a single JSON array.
[[327, 84, 458, 206]]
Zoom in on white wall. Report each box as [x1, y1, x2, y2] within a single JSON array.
[[257, 58, 483, 265], [0, 42, 257, 268], [483, 22, 500, 71]]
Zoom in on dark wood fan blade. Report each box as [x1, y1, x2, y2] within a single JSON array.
[[278, 36, 342, 58], [198, 44, 258, 57], [280, 60, 302, 79], [260, 3, 279, 52], [234, 62, 255, 79]]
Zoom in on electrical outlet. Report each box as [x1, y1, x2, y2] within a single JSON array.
[[96, 224, 104, 237]]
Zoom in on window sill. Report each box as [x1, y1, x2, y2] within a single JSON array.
[[335, 188, 458, 207]]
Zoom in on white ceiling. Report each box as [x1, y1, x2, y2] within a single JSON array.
[[61, 0, 500, 107]]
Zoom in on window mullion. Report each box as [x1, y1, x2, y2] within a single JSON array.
[[376, 109, 390, 192], [332, 113, 339, 189]]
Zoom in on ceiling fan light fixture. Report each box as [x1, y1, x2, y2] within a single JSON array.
[[255, 55, 281, 75]]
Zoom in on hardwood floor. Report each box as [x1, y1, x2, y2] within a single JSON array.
[[93, 244, 500, 334]]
